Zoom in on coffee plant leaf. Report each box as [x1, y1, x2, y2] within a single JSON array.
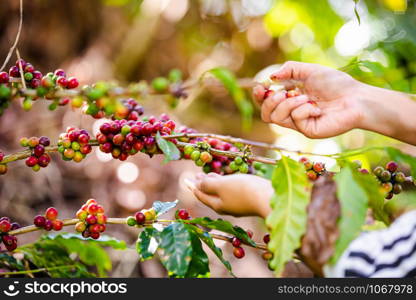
[[0, 253, 25, 271], [183, 226, 210, 278], [136, 227, 159, 261], [189, 226, 234, 277], [157, 222, 193, 277], [188, 217, 256, 246], [152, 199, 179, 216], [330, 165, 369, 264], [207, 67, 253, 131], [155, 131, 181, 163], [266, 155, 311, 276], [42, 233, 127, 249]]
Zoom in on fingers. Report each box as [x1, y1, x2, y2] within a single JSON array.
[[291, 102, 322, 122], [192, 189, 222, 212], [269, 94, 310, 125], [195, 173, 221, 195], [252, 84, 267, 105], [261, 91, 287, 123], [270, 61, 314, 82]]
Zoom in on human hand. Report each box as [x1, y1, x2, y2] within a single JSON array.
[[253, 61, 366, 138], [186, 173, 273, 218]]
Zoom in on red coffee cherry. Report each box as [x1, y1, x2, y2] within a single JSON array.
[[135, 212, 146, 225], [233, 247, 245, 259], [231, 237, 241, 247], [33, 215, 46, 228], [45, 207, 58, 221]]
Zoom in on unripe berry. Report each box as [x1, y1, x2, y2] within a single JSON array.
[[76, 209, 88, 221], [200, 152, 213, 163], [239, 163, 249, 174], [393, 183, 403, 194], [33, 215, 46, 228], [229, 161, 239, 171], [233, 247, 245, 259], [121, 125, 131, 136], [32, 164, 41, 172], [231, 237, 241, 247], [63, 148, 75, 159], [96, 213, 107, 224], [386, 161, 398, 173], [152, 77, 169, 92], [86, 214, 97, 225], [45, 207, 58, 221], [195, 159, 205, 167], [373, 166, 384, 177], [234, 157, 243, 165], [135, 212, 146, 225], [190, 150, 200, 161], [183, 145, 194, 156], [382, 182, 393, 193], [0, 164, 7, 175], [262, 251, 273, 261], [75, 221, 86, 233], [126, 216, 137, 226], [52, 219, 64, 231], [394, 172, 406, 183], [380, 170, 392, 182], [28, 136, 39, 148], [20, 137, 29, 147]]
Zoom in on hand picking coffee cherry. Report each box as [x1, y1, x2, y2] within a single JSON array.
[[20, 136, 52, 172], [299, 157, 326, 181], [75, 199, 107, 239], [33, 207, 64, 232], [58, 127, 92, 163], [373, 161, 412, 199]]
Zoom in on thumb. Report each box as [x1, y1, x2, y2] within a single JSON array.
[[192, 189, 222, 212], [270, 61, 314, 82]]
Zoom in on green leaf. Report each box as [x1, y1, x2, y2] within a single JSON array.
[[353, 0, 361, 25], [42, 233, 127, 250], [265, 156, 311, 276], [188, 217, 256, 247], [152, 200, 179, 216], [0, 253, 24, 271], [190, 227, 234, 277], [331, 166, 369, 264], [386, 147, 416, 178], [207, 67, 253, 131], [155, 131, 181, 163], [157, 223, 193, 277], [136, 227, 158, 261], [184, 226, 210, 278]]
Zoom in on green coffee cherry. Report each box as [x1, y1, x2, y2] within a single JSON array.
[[229, 161, 239, 171], [239, 163, 249, 174], [183, 145, 194, 156], [190, 150, 201, 161], [152, 77, 169, 92], [234, 157, 243, 165], [126, 216, 137, 227], [195, 159, 205, 167]]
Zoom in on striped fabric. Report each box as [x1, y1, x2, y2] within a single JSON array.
[[324, 210, 416, 278]]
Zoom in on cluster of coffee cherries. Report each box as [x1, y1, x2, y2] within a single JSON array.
[[75, 199, 107, 239], [20, 136, 51, 172], [253, 162, 269, 177], [261, 233, 273, 262], [58, 127, 92, 163], [96, 116, 175, 161], [8, 59, 43, 89], [126, 208, 157, 227], [183, 143, 214, 169], [0, 217, 20, 251], [112, 98, 144, 121], [374, 161, 409, 199], [33, 207, 64, 231], [299, 157, 326, 181], [229, 156, 250, 174], [0, 69, 12, 115], [231, 230, 253, 259], [0, 150, 6, 175]]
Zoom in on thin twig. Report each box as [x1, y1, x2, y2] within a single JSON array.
[[0, 265, 76, 276], [0, 0, 23, 72]]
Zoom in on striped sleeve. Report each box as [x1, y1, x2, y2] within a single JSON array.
[[324, 210, 416, 278]]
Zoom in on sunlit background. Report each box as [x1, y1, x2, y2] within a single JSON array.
[[0, 0, 415, 277]]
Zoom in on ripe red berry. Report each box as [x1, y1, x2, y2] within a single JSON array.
[[231, 237, 241, 247], [86, 214, 97, 225], [306, 170, 318, 181], [263, 234, 270, 244], [44, 220, 53, 231], [86, 199, 97, 206], [312, 162, 325, 173], [386, 161, 398, 173], [177, 209, 189, 220], [87, 204, 99, 215], [9, 66, 19, 77], [45, 207, 58, 221], [25, 156, 38, 167], [135, 212, 146, 225], [0, 219, 11, 232], [66, 77, 79, 89], [233, 247, 245, 259], [52, 219, 64, 231], [246, 230, 253, 239], [0, 151, 4, 162], [39, 136, 50, 146], [54, 69, 66, 77], [33, 145, 45, 157], [0, 71, 9, 83], [10, 222, 20, 230], [2, 235, 17, 251], [89, 224, 101, 234], [90, 232, 100, 239], [96, 213, 107, 224], [78, 134, 90, 145], [33, 215, 46, 228]]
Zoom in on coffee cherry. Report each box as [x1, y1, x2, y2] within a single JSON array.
[[126, 216, 137, 226], [75, 221, 86, 233], [0, 164, 7, 175], [135, 212, 146, 225], [96, 213, 107, 224], [233, 247, 245, 259], [394, 172, 406, 183], [373, 166, 384, 177], [76, 209, 88, 221], [231, 237, 241, 247], [177, 209, 189, 220], [200, 152, 213, 163], [90, 232, 100, 240], [0, 71, 9, 83], [2, 235, 17, 251], [234, 157, 243, 165], [66, 77, 79, 89], [382, 182, 393, 193], [386, 161, 398, 173], [246, 230, 254, 239], [89, 224, 101, 234], [87, 204, 99, 215], [10, 222, 20, 230], [86, 215, 97, 225], [33, 145, 45, 157], [380, 170, 392, 182], [152, 77, 169, 92], [39, 136, 50, 147], [33, 215, 46, 228], [190, 150, 200, 161], [312, 162, 325, 173], [45, 207, 58, 221], [52, 219, 64, 231], [239, 163, 249, 174], [44, 220, 53, 231], [0, 219, 11, 232], [359, 168, 369, 174], [263, 234, 270, 244], [393, 183, 403, 194], [306, 170, 318, 181], [262, 251, 273, 261], [25, 156, 38, 167], [385, 192, 394, 200]]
